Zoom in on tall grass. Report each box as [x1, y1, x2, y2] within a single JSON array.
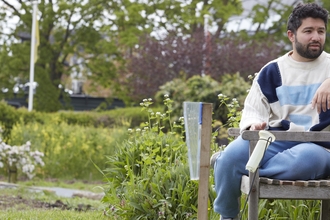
[[7, 119, 129, 180]]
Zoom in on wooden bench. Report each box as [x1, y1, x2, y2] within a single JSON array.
[[212, 128, 330, 220]]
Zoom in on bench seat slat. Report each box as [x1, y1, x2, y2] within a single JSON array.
[[241, 175, 330, 199]]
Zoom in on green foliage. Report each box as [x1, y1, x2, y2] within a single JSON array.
[[243, 199, 320, 219], [218, 94, 241, 129], [155, 75, 220, 123], [101, 97, 206, 219], [1, 101, 155, 131], [219, 73, 251, 107], [34, 68, 62, 112], [0, 1, 122, 112], [57, 106, 158, 129], [0, 101, 159, 181], [106, 0, 243, 41], [0, 101, 20, 141], [155, 73, 250, 125], [237, 0, 292, 46], [8, 119, 128, 180]]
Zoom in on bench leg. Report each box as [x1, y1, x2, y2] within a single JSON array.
[[248, 172, 259, 220], [248, 189, 259, 220], [321, 200, 330, 220], [248, 141, 259, 220]]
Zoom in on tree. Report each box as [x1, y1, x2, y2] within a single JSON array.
[[0, 0, 122, 111], [101, 0, 243, 42], [0, 0, 244, 111], [3, 0, 327, 111], [238, 0, 330, 52], [120, 29, 283, 103], [119, 0, 330, 104]]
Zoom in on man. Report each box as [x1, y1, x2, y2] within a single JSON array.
[[213, 2, 330, 220]]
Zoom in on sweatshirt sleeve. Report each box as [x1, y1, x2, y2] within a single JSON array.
[[239, 77, 271, 132]]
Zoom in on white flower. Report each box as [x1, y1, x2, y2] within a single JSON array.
[[3, 144, 11, 151], [0, 139, 45, 181], [34, 156, 44, 166], [23, 143, 31, 152], [20, 157, 27, 165], [26, 172, 35, 180]]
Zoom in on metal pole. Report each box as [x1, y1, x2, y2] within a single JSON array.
[[202, 14, 210, 77], [28, 0, 38, 111]]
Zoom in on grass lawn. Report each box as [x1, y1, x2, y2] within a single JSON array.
[[0, 178, 109, 219]]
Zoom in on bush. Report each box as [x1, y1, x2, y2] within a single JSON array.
[[0, 138, 44, 183], [8, 119, 129, 180], [101, 97, 218, 219], [155, 73, 250, 125], [0, 101, 20, 141]]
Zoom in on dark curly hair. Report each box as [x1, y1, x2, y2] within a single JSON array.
[[287, 2, 329, 34]]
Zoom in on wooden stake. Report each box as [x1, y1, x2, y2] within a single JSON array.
[[197, 103, 212, 220]]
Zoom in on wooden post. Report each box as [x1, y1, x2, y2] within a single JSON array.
[[197, 103, 212, 220], [249, 140, 259, 220]]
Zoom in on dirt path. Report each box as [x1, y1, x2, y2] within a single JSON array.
[[0, 180, 104, 211], [0, 194, 94, 211]]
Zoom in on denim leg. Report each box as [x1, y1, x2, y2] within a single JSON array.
[[260, 142, 330, 180], [213, 136, 249, 218]]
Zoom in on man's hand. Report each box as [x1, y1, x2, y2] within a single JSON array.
[[250, 122, 267, 131], [312, 78, 330, 113]]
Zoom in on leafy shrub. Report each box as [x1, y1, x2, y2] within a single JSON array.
[[0, 134, 45, 182], [100, 97, 216, 219], [155, 73, 250, 125], [8, 119, 129, 180], [0, 101, 20, 141]]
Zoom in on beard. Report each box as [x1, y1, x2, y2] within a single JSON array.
[[294, 37, 324, 59]]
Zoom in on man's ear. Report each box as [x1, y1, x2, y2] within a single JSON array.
[[287, 30, 295, 43]]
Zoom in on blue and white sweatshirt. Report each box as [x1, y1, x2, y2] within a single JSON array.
[[240, 51, 330, 147]]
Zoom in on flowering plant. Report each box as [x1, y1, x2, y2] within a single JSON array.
[[0, 130, 44, 182]]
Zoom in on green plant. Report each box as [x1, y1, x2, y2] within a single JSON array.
[[0, 129, 44, 183], [0, 101, 20, 141], [101, 96, 204, 219], [239, 199, 321, 219], [155, 73, 250, 125], [218, 94, 241, 129], [8, 119, 128, 180]]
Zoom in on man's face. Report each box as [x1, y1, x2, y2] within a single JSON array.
[[288, 17, 326, 61]]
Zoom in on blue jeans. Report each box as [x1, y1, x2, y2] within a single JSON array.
[[213, 136, 330, 218]]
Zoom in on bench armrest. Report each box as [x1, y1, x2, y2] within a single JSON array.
[[241, 130, 330, 142]]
